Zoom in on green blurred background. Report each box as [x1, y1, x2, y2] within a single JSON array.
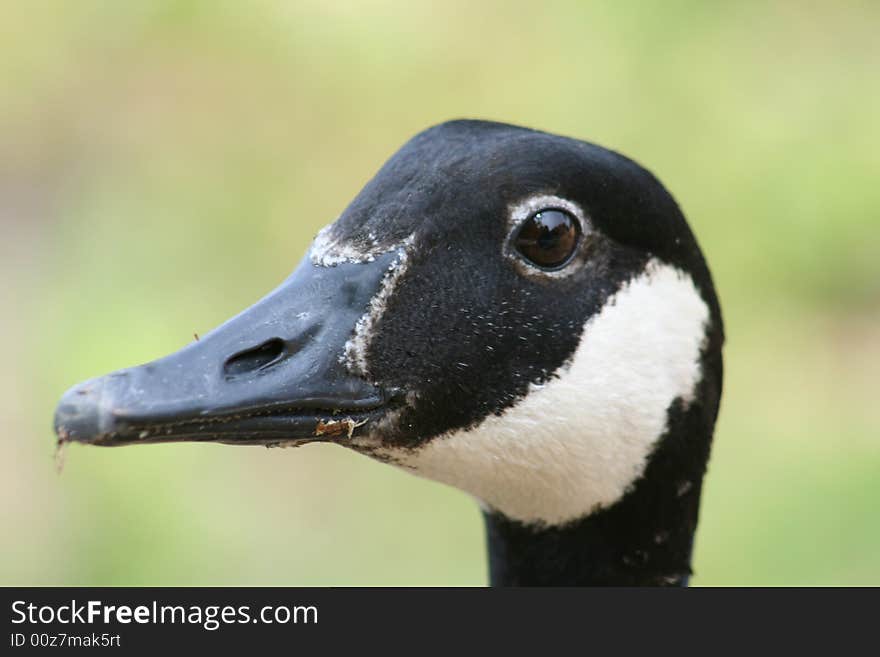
[[2, 1, 878, 585]]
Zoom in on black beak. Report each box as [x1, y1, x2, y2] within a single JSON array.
[[53, 249, 401, 447]]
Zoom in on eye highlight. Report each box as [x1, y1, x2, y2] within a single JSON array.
[[514, 209, 581, 270]]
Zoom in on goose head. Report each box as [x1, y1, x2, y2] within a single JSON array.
[[54, 120, 724, 585]]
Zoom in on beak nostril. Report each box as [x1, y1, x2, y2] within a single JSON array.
[[223, 338, 287, 378]]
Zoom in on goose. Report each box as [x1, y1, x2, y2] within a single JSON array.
[[53, 119, 724, 586]]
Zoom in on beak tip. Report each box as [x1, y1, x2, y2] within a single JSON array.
[[53, 379, 110, 444]]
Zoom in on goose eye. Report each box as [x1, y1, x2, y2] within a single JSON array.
[[514, 209, 581, 270]]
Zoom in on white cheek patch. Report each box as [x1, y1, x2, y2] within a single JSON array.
[[366, 260, 710, 526]]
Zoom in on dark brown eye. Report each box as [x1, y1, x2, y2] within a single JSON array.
[[514, 209, 581, 270]]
